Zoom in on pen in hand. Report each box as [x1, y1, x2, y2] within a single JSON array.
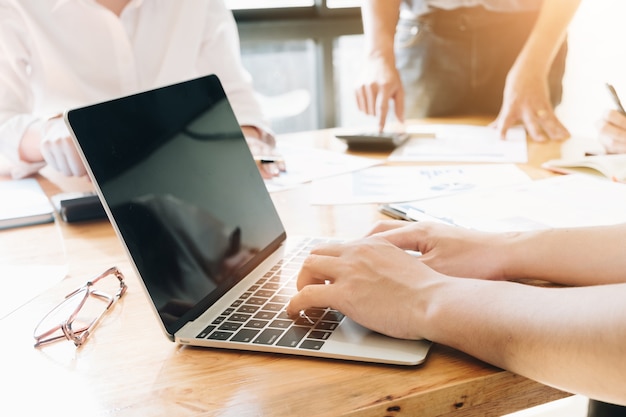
[[253, 155, 286, 178], [606, 83, 626, 115], [253, 155, 285, 165]]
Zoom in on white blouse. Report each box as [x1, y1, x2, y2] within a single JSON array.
[[0, 0, 269, 167]]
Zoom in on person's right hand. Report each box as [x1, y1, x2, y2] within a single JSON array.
[[354, 55, 405, 132], [40, 118, 87, 177], [598, 109, 626, 154], [367, 220, 511, 281]]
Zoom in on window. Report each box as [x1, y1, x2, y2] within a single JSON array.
[[230, 1, 364, 133]]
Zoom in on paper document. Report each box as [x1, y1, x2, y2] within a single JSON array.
[[0, 178, 55, 230], [310, 164, 531, 205], [389, 124, 528, 163], [384, 174, 626, 232], [264, 144, 381, 192]]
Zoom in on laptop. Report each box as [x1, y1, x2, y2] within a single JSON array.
[[64, 74, 432, 366]]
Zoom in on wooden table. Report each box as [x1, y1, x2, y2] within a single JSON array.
[[0, 120, 570, 417]]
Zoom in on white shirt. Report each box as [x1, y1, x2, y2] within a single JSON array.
[[401, 0, 542, 18], [0, 0, 270, 167]]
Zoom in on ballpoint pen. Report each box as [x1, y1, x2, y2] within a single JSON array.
[[253, 155, 285, 164], [378, 204, 453, 224], [606, 83, 626, 115]]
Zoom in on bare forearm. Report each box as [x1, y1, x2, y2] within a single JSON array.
[[361, 0, 401, 60], [503, 225, 626, 285], [426, 278, 626, 405], [514, 0, 581, 74]]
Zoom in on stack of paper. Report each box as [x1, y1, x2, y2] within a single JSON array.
[[384, 175, 626, 232]]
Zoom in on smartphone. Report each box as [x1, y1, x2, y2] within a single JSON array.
[[51, 191, 107, 223], [335, 132, 410, 151]]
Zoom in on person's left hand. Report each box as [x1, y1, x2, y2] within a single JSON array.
[[598, 109, 626, 154], [491, 67, 570, 143], [366, 220, 510, 280]]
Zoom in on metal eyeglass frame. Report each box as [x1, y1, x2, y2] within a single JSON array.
[[33, 266, 127, 348]]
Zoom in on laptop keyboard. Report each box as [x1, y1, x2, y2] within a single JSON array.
[[196, 237, 345, 351]]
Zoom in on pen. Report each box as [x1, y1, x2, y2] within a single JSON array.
[[378, 204, 416, 222], [379, 204, 452, 224], [253, 155, 285, 164], [606, 83, 626, 115]]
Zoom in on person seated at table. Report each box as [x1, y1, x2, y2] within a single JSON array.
[[0, 0, 282, 179], [287, 221, 626, 408], [355, 0, 580, 142], [598, 109, 626, 154]]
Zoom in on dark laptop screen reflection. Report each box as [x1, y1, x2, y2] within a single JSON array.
[[68, 77, 285, 334]]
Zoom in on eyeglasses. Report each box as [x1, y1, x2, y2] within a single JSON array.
[[33, 266, 127, 348]]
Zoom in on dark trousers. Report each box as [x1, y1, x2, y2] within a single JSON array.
[[588, 400, 626, 417], [395, 6, 567, 118]]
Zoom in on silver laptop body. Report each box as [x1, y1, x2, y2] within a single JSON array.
[[65, 74, 432, 366]]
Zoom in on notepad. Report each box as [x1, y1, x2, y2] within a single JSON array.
[[0, 178, 55, 230], [541, 154, 626, 182]]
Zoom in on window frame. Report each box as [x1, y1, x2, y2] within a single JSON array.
[[231, 0, 364, 129]]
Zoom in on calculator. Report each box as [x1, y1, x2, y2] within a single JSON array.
[[335, 132, 410, 151]]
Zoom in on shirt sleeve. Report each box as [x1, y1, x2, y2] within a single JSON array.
[[0, 4, 39, 164], [197, 1, 274, 142]]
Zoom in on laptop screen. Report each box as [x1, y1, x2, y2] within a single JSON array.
[[66, 75, 286, 336]]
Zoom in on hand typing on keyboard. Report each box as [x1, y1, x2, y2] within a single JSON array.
[[196, 237, 346, 351]]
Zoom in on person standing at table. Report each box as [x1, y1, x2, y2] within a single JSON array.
[[355, 0, 581, 143], [0, 0, 281, 179]]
